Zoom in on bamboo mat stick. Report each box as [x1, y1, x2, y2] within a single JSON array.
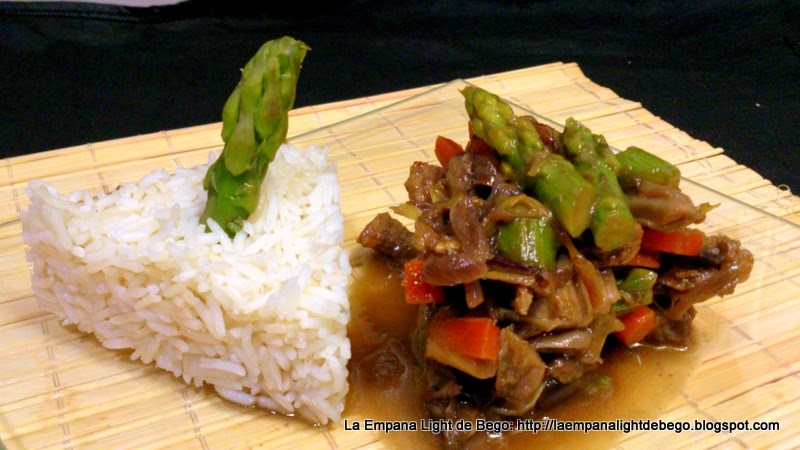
[[1, 62, 799, 450]]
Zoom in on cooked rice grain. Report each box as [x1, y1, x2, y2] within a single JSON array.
[[21, 144, 351, 424]]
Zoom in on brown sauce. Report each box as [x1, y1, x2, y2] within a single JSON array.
[[344, 251, 723, 449]]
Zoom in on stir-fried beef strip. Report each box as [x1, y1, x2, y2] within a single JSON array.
[[657, 233, 754, 319], [445, 151, 502, 198], [448, 196, 493, 261], [423, 251, 490, 286], [622, 178, 715, 232], [419, 196, 495, 285], [356, 212, 418, 261], [413, 202, 455, 253], [405, 161, 446, 207]]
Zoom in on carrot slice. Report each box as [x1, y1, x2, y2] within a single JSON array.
[[614, 305, 656, 346], [467, 120, 495, 157], [640, 228, 704, 257], [427, 317, 501, 361], [434, 135, 464, 167], [403, 258, 445, 304], [626, 250, 661, 269]]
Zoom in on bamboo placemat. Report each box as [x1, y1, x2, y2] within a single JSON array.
[[2, 62, 799, 449]]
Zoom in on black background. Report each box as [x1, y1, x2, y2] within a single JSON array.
[[2, 0, 798, 192]]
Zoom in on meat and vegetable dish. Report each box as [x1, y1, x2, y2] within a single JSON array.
[[356, 86, 753, 447]]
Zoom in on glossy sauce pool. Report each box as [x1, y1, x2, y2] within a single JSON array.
[[343, 252, 723, 449]]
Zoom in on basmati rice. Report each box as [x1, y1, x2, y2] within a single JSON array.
[[21, 144, 351, 424]]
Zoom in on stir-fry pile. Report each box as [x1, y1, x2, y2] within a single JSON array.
[[357, 86, 753, 447]]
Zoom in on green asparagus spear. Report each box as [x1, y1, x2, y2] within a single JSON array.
[[618, 267, 658, 294], [562, 117, 636, 251], [201, 36, 309, 236], [584, 164, 637, 250], [616, 146, 681, 188], [496, 217, 558, 270], [461, 86, 596, 238], [561, 117, 619, 173], [533, 154, 597, 238], [612, 268, 658, 313]]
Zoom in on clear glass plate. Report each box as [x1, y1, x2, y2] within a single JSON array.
[[290, 79, 800, 448]]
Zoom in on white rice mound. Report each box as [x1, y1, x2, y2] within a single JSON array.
[[21, 144, 351, 425]]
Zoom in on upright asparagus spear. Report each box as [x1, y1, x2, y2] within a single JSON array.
[[461, 86, 596, 238], [561, 117, 636, 251], [201, 36, 309, 236]]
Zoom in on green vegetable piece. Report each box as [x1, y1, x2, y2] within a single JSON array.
[[201, 36, 309, 236], [561, 117, 620, 173], [533, 154, 596, 238], [462, 86, 543, 183], [562, 117, 636, 251], [583, 163, 637, 251], [496, 217, 558, 270], [462, 86, 596, 238], [616, 146, 682, 188], [613, 268, 658, 313], [618, 268, 658, 293]]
